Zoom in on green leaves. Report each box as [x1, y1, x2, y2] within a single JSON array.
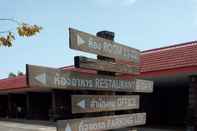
[[8, 71, 24, 78]]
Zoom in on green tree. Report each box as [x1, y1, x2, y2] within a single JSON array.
[[8, 72, 16, 78], [8, 71, 24, 78], [0, 18, 42, 47], [17, 71, 24, 76]]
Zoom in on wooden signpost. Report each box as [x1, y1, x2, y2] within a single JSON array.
[[69, 28, 140, 63], [74, 56, 140, 75], [71, 95, 140, 114], [26, 64, 153, 93], [24, 28, 153, 130], [57, 113, 146, 131]]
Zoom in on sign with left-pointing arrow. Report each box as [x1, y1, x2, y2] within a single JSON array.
[[57, 113, 146, 131], [26, 64, 153, 92], [72, 95, 140, 114]]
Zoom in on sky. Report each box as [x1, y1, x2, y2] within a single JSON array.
[[0, 0, 197, 79]]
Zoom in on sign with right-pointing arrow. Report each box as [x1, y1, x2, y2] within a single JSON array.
[[71, 95, 140, 114], [57, 113, 146, 131], [69, 28, 140, 63]]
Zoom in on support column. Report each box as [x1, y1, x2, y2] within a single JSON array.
[[26, 92, 32, 119], [7, 93, 14, 118], [50, 90, 57, 121], [186, 75, 197, 130], [50, 90, 71, 121]]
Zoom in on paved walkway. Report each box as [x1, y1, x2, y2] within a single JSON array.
[[138, 127, 185, 131], [0, 121, 56, 131], [0, 120, 186, 131]]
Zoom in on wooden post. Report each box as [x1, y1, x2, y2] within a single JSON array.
[[96, 31, 116, 100], [97, 31, 122, 131], [96, 31, 136, 131], [96, 31, 116, 75]]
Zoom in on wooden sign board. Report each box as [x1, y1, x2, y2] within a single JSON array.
[[69, 28, 140, 63], [57, 113, 146, 131], [74, 56, 140, 75], [71, 95, 140, 114], [26, 64, 153, 93]]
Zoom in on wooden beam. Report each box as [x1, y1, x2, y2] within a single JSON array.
[[74, 56, 140, 75]]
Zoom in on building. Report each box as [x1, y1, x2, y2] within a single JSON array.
[[0, 41, 197, 130]]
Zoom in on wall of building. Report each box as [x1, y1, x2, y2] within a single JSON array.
[[140, 78, 189, 127]]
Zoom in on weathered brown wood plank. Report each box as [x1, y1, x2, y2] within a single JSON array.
[[71, 95, 140, 114], [69, 28, 140, 63], [26, 64, 153, 93], [57, 113, 146, 131], [74, 56, 140, 75]]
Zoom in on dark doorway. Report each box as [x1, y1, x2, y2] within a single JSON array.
[[26, 92, 51, 120], [0, 95, 8, 118], [140, 75, 189, 127]]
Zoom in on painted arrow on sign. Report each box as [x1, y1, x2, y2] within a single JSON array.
[[77, 35, 85, 46], [77, 100, 86, 109], [57, 113, 146, 131], [35, 73, 46, 85], [65, 124, 72, 131], [71, 95, 140, 114]]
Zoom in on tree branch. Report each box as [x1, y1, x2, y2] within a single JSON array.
[[0, 18, 21, 34], [0, 30, 12, 34], [0, 18, 21, 25]]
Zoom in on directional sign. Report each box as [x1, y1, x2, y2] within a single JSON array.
[[57, 113, 146, 131], [69, 28, 140, 63], [72, 95, 140, 114], [74, 56, 140, 75], [26, 65, 153, 93]]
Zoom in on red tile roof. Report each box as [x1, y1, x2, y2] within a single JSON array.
[[0, 75, 26, 90], [141, 41, 197, 72]]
